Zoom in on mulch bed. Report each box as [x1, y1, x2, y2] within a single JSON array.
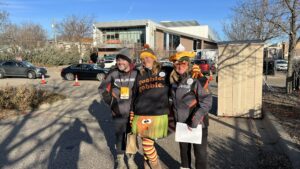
[[0, 88, 66, 120], [262, 87, 300, 149]]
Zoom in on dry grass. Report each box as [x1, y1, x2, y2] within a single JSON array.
[[263, 87, 300, 149], [0, 85, 66, 119]]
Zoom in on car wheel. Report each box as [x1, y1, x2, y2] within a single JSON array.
[[65, 73, 75, 81], [0, 71, 4, 79], [97, 73, 105, 81], [28, 71, 36, 79]]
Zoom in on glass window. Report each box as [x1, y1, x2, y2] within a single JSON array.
[[22, 61, 34, 67], [82, 64, 92, 70], [71, 64, 81, 69], [3, 62, 15, 67], [173, 35, 180, 49], [164, 33, 167, 50], [168, 34, 180, 50]]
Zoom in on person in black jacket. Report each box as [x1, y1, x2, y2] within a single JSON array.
[[130, 45, 173, 169], [99, 48, 138, 169], [169, 46, 212, 169]]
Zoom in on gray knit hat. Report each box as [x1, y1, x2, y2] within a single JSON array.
[[116, 48, 132, 63]]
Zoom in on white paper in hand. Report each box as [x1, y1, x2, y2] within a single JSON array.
[[175, 122, 202, 144]]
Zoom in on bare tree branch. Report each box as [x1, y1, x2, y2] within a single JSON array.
[[57, 15, 94, 42], [223, 0, 282, 41], [223, 0, 300, 93], [284, 0, 294, 12]]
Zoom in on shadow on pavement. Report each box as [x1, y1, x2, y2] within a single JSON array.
[[208, 116, 259, 169], [88, 99, 116, 158], [210, 95, 218, 116], [47, 118, 93, 169], [156, 143, 180, 168], [131, 142, 181, 168]]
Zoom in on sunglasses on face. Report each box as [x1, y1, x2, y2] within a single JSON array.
[[174, 61, 189, 66]]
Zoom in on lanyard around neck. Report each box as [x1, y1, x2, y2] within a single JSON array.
[[118, 71, 131, 87]]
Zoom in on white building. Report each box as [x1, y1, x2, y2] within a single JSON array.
[[159, 20, 219, 42], [93, 19, 218, 58]]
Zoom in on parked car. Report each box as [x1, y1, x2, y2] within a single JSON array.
[[61, 64, 108, 81], [207, 59, 217, 74], [104, 59, 116, 69], [193, 59, 211, 75], [0, 60, 47, 79], [159, 60, 173, 68], [275, 59, 288, 71]]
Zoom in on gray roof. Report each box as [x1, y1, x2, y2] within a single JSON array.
[[159, 20, 200, 27], [94, 19, 151, 28], [156, 26, 216, 43], [218, 40, 265, 46]]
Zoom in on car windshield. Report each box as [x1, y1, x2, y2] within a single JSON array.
[[22, 61, 34, 67], [93, 65, 103, 70], [105, 60, 114, 63], [277, 61, 287, 64], [194, 60, 207, 64]]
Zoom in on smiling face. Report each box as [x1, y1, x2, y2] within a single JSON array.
[[116, 58, 130, 72], [141, 56, 155, 69], [174, 61, 189, 75]]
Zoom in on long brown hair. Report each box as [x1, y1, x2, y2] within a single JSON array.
[[140, 61, 161, 76]]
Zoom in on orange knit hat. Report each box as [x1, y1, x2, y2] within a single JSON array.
[[140, 44, 157, 60]]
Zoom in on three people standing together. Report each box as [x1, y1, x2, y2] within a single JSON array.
[[99, 44, 212, 169]]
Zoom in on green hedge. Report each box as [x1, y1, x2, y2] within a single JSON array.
[[0, 46, 89, 66]]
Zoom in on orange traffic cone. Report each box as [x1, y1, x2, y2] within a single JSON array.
[[73, 75, 80, 86], [40, 75, 47, 85], [208, 71, 213, 81]]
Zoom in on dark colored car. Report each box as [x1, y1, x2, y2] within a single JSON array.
[[0, 60, 47, 79], [159, 60, 173, 68], [61, 64, 109, 81]]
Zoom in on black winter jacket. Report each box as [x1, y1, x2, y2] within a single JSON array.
[[132, 66, 173, 116], [170, 71, 212, 128], [99, 68, 138, 118]]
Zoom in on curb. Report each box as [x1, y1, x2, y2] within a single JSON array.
[[263, 111, 300, 169]]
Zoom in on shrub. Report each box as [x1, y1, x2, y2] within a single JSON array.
[[0, 46, 89, 66], [0, 85, 66, 111]]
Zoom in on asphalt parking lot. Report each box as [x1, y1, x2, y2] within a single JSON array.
[[0, 67, 292, 169]]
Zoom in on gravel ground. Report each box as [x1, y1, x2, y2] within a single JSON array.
[[263, 87, 300, 150]]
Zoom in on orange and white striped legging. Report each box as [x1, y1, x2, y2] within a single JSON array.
[[142, 137, 158, 163]]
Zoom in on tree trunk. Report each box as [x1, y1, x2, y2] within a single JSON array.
[[286, 0, 297, 94], [286, 35, 296, 94]]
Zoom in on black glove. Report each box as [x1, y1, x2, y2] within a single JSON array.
[[102, 91, 112, 105], [186, 119, 198, 128], [186, 114, 204, 128]]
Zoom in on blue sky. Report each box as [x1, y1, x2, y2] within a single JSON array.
[[1, 0, 237, 40]]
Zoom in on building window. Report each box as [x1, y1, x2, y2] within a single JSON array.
[[164, 33, 167, 50], [193, 40, 201, 50], [169, 34, 180, 50], [101, 27, 145, 46]]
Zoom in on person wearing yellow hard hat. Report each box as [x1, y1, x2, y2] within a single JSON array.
[[169, 44, 212, 169]]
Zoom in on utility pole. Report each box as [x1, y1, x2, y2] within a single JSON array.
[[51, 19, 57, 45]]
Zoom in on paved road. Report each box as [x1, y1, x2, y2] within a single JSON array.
[[264, 71, 286, 88], [0, 67, 289, 169]]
